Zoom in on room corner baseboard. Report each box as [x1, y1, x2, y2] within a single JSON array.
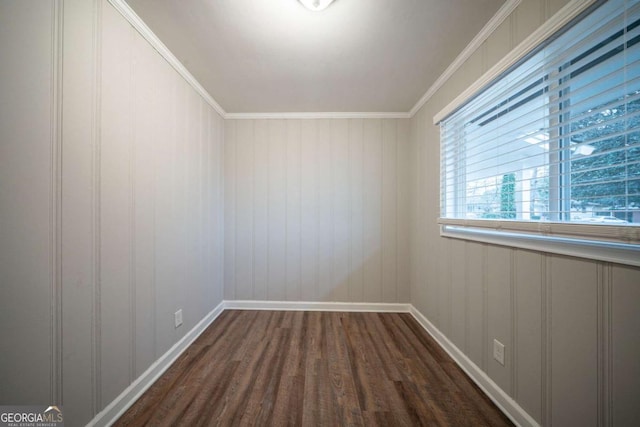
[[408, 305, 539, 427], [87, 300, 225, 427], [223, 300, 411, 313]]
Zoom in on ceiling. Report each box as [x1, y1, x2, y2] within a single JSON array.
[[126, 0, 506, 114]]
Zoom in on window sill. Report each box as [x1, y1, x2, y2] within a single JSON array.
[[439, 219, 640, 267]]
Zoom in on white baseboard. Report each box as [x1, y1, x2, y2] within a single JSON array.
[[409, 305, 539, 427], [87, 300, 225, 427], [223, 300, 411, 313]]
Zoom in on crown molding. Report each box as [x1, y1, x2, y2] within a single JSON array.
[[224, 111, 411, 120], [432, 0, 598, 124], [408, 0, 522, 118], [107, 0, 227, 118], [108, 0, 530, 122], [105, 1, 412, 121]]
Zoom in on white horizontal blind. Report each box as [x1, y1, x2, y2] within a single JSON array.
[[441, 0, 640, 226]]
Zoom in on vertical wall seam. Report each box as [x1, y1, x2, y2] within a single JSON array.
[[219, 119, 222, 296], [544, 255, 552, 427], [448, 239, 453, 336], [267, 120, 272, 300], [51, 0, 64, 406], [464, 241, 470, 354], [540, 253, 547, 425], [446, 239, 454, 334], [215, 114, 218, 299], [219, 116, 225, 301], [233, 120, 238, 300], [446, 240, 451, 336], [201, 104, 206, 315], [92, 0, 103, 413], [129, 24, 136, 384], [361, 119, 365, 302], [395, 120, 399, 303], [330, 119, 336, 301], [378, 120, 386, 301], [210, 110, 214, 301], [211, 115, 214, 299], [597, 262, 603, 426], [348, 120, 353, 302], [511, 249, 517, 398], [251, 120, 256, 299], [599, 262, 606, 426], [315, 121, 320, 301], [378, 119, 383, 303], [151, 57, 157, 363], [279, 121, 283, 301], [184, 87, 189, 316], [210, 114, 214, 301], [209, 112, 214, 302], [219, 116, 224, 299], [205, 107, 209, 307], [196, 103, 201, 314], [416, 115, 422, 307], [606, 264, 613, 426], [199, 106, 204, 307], [597, 263, 613, 427], [287, 121, 292, 300], [482, 244, 488, 372], [170, 79, 177, 313], [202, 105, 207, 318], [298, 121, 302, 301]]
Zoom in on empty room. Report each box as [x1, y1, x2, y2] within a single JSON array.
[[1, 0, 639, 425]]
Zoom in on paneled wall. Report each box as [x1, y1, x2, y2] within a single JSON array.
[[225, 118, 410, 303], [0, 0, 225, 425], [0, 0, 60, 406], [409, 0, 640, 425], [4, 0, 639, 426]]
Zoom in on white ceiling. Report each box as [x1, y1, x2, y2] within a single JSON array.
[[126, 0, 506, 113]]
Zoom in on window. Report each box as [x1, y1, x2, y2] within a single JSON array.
[[440, 0, 640, 227]]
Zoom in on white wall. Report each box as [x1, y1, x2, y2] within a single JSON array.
[[409, 0, 640, 425], [224, 118, 411, 303], [0, 0, 225, 425], [0, 0, 60, 406]]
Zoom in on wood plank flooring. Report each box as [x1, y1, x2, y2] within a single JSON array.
[[115, 310, 513, 426]]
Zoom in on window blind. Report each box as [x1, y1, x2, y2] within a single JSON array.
[[440, 0, 640, 226]]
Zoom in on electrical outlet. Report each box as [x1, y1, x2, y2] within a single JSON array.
[[493, 339, 505, 366], [174, 309, 183, 328]]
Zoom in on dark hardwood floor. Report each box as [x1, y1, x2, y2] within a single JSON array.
[[115, 310, 513, 426]]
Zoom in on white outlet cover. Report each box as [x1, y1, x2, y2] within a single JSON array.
[[175, 309, 183, 328], [493, 339, 505, 366]]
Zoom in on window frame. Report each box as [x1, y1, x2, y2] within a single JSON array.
[[434, 0, 640, 266]]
